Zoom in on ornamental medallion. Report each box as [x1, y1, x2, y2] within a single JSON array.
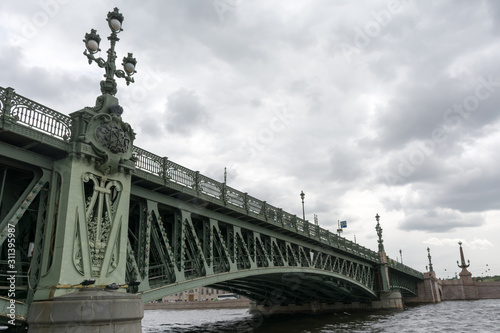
[[95, 122, 130, 154]]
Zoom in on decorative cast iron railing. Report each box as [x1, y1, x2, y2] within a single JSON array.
[[132, 146, 388, 267], [387, 256, 422, 279], [0, 86, 423, 280], [0, 87, 71, 140]]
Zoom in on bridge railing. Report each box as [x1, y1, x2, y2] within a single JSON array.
[[132, 145, 382, 262], [133, 146, 164, 176], [0, 87, 71, 140], [387, 256, 423, 279], [1, 87, 419, 274]]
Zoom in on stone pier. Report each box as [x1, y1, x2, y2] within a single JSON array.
[[405, 271, 441, 304], [27, 289, 143, 332], [372, 291, 404, 310]]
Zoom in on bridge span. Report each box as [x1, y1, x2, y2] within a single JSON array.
[[0, 86, 426, 331]]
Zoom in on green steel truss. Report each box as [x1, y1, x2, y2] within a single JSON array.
[[387, 260, 420, 296], [125, 192, 378, 304], [0, 87, 424, 321]]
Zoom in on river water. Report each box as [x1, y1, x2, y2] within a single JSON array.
[[142, 299, 500, 332]]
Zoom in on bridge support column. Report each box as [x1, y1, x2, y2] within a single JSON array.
[[27, 289, 143, 332], [372, 290, 404, 310], [28, 94, 142, 329], [34, 94, 137, 301], [405, 271, 441, 304]]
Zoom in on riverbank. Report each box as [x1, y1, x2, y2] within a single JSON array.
[[144, 298, 250, 310]]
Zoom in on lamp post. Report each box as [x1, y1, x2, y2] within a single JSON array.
[[427, 247, 434, 272], [375, 213, 384, 252], [300, 190, 305, 221], [83, 7, 137, 96], [457, 241, 470, 270]]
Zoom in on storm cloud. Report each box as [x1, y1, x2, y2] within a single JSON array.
[[1, 0, 498, 277]]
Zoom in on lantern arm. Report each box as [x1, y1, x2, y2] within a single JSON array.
[[114, 69, 135, 85], [83, 49, 106, 67]]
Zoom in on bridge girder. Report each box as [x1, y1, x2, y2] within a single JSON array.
[[126, 191, 379, 304], [210, 272, 377, 304], [140, 267, 377, 303]]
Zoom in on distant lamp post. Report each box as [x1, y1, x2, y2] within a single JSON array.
[[300, 190, 305, 221], [427, 247, 434, 272], [457, 241, 470, 270], [83, 7, 137, 96], [375, 213, 385, 252]]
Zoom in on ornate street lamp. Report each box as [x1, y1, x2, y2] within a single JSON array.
[[83, 7, 137, 96], [427, 247, 434, 272], [300, 190, 305, 221], [375, 213, 385, 252]]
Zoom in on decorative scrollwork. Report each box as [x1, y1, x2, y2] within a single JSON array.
[[85, 104, 135, 174], [82, 173, 123, 277]]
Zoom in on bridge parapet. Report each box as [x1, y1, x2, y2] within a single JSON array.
[[132, 145, 381, 263], [0, 87, 71, 141], [387, 257, 424, 279]]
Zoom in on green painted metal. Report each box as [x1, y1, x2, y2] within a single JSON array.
[[123, 190, 379, 304], [388, 268, 419, 296], [26, 173, 49, 305], [0, 86, 424, 323], [83, 8, 137, 96], [375, 213, 385, 252], [375, 215, 390, 292], [0, 87, 70, 142], [0, 177, 47, 246], [141, 267, 377, 304], [0, 160, 51, 323], [0, 89, 138, 304]]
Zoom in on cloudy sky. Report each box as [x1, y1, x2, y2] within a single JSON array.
[[1, 0, 499, 278]]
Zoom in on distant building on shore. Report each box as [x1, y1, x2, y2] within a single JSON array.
[[160, 287, 240, 302]]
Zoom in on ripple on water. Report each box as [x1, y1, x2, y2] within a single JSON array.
[[142, 300, 500, 333]]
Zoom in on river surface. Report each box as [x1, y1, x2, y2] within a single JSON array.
[[142, 299, 500, 332]]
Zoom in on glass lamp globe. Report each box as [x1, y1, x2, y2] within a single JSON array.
[[109, 18, 121, 32], [124, 62, 135, 74], [86, 39, 99, 52]]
